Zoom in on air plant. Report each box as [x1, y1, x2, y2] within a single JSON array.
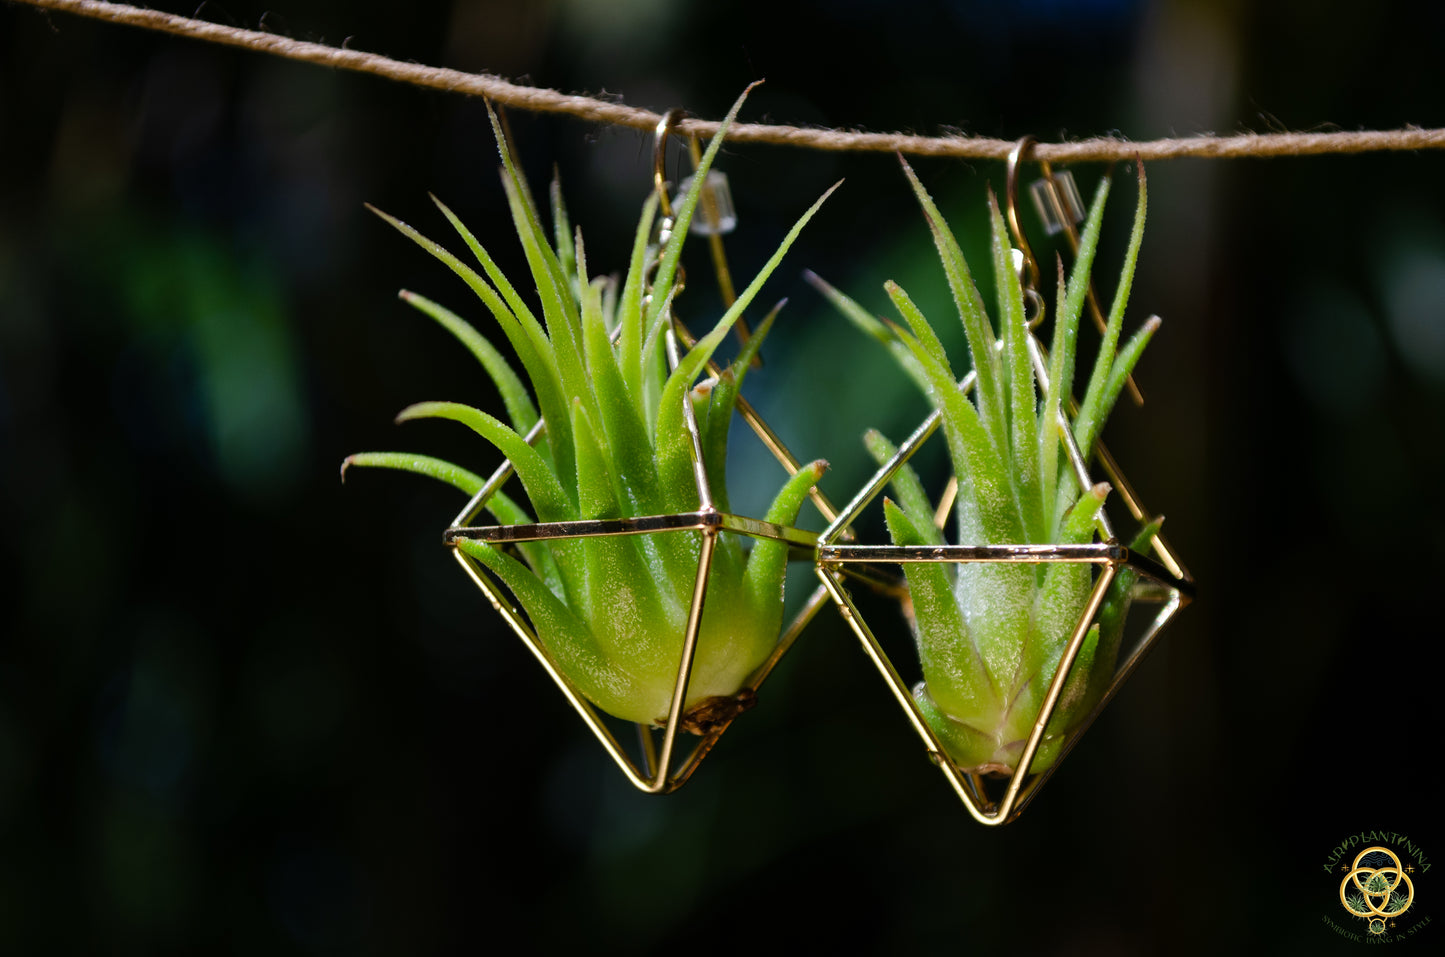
[[343, 90, 834, 728], [1344, 891, 1370, 916], [812, 159, 1160, 775]]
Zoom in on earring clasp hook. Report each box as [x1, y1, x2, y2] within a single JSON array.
[[654, 109, 686, 223], [1005, 136, 1144, 405], [1006, 136, 1046, 327]]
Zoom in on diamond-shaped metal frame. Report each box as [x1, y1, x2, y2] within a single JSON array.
[[445, 326, 837, 794], [815, 332, 1195, 825]]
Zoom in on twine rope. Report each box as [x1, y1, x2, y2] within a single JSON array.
[[13, 0, 1445, 163]]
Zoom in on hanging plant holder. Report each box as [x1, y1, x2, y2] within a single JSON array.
[[816, 327, 1194, 825], [445, 324, 834, 793], [807, 144, 1195, 825], [344, 92, 841, 796]]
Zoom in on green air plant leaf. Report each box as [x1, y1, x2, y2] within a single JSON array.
[[345, 87, 833, 728], [1383, 890, 1410, 915], [821, 159, 1159, 775]]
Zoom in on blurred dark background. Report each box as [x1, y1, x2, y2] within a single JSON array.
[[2, 0, 1442, 953]]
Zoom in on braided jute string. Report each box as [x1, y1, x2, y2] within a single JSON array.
[[14, 0, 1445, 162]]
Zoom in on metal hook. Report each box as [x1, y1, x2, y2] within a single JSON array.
[[654, 109, 685, 223], [1006, 137, 1046, 327], [1005, 136, 1041, 293], [646, 109, 688, 301]]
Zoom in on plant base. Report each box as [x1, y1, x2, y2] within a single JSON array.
[[817, 540, 1191, 824]]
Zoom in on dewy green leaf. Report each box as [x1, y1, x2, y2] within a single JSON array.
[[885, 280, 955, 384], [499, 165, 596, 453], [803, 269, 931, 396], [700, 304, 780, 515], [368, 201, 573, 486], [1040, 176, 1110, 529], [900, 156, 1007, 451], [818, 166, 1158, 774], [550, 172, 577, 300], [429, 193, 541, 335], [891, 318, 1021, 547], [741, 459, 829, 635], [394, 401, 575, 521], [398, 290, 539, 435], [1101, 316, 1161, 426], [1075, 165, 1148, 460], [883, 497, 999, 726], [577, 239, 660, 516], [1016, 482, 1110, 726], [618, 192, 660, 401], [487, 104, 580, 343], [341, 452, 484, 496], [988, 194, 1042, 542], [341, 452, 565, 590], [864, 428, 944, 549], [348, 102, 832, 728], [456, 537, 616, 702]]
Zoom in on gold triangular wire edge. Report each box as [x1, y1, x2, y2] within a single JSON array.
[[451, 524, 831, 795], [816, 546, 1190, 825]]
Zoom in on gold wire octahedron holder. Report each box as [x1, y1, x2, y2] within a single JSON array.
[[444, 325, 835, 795], [815, 331, 1195, 826]]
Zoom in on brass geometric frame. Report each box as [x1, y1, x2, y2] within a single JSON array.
[[815, 332, 1195, 824], [435, 101, 858, 794], [444, 326, 835, 794]]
